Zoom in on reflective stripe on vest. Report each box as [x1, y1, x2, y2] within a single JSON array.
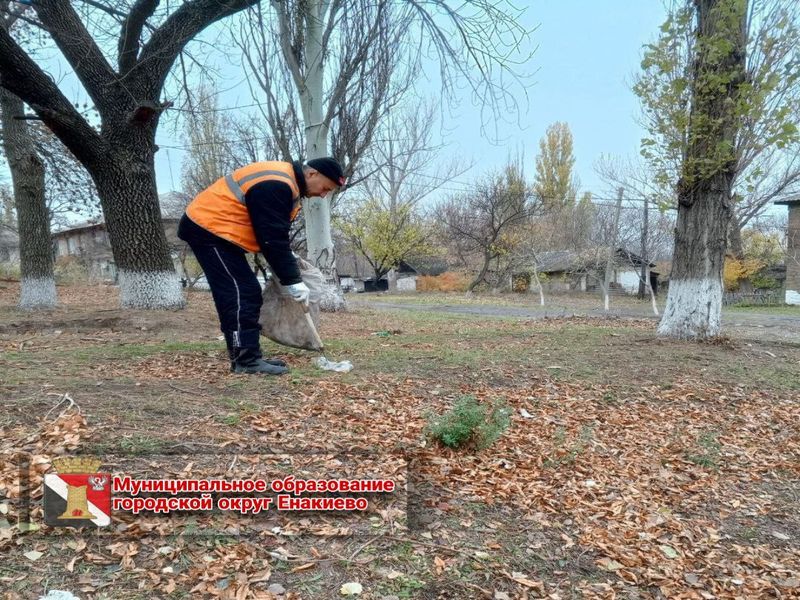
[[226, 169, 298, 204], [185, 161, 302, 253]]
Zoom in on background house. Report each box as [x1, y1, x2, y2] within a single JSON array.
[[53, 217, 183, 282], [520, 247, 659, 295], [337, 253, 448, 293], [0, 226, 19, 266], [775, 196, 800, 305]]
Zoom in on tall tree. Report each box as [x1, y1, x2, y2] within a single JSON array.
[[234, 0, 532, 306], [0, 3, 55, 308], [0, 0, 261, 308], [657, 0, 749, 339], [533, 122, 578, 208], [634, 0, 800, 256]]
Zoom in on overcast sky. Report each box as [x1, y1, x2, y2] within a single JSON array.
[[146, 1, 670, 203]]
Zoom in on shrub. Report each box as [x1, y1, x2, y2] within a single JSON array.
[[416, 271, 470, 292], [0, 262, 20, 279], [426, 395, 511, 450], [54, 256, 90, 284]]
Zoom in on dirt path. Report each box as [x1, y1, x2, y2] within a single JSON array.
[[350, 298, 800, 343]]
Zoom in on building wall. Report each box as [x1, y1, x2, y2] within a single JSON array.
[[396, 276, 417, 292], [617, 269, 644, 294], [787, 205, 800, 305]]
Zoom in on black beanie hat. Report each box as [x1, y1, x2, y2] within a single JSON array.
[[306, 157, 346, 187]]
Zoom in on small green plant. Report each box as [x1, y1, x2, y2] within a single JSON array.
[[118, 434, 166, 456], [685, 430, 721, 469], [543, 424, 595, 468], [426, 395, 510, 450]]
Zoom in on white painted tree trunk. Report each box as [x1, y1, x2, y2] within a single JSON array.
[[657, 277, 721, 337], [20, 277, 57, 309], [647, 276, 659, 317], [300, 0, 345, 311], [531, 268, 545, 306]]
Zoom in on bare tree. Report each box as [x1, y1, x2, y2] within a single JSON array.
[[440, 162, 534, 293], [0, 0, 262, 308], [232, 0, 532, 308]]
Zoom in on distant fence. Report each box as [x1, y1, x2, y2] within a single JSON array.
[[723, 290, 784, 306]]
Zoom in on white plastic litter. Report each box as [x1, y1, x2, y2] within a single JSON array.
[[313, 356, 353, 373], [38, 592, 80, 600]]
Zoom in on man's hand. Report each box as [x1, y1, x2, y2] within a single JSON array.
[[285, 282, 310, 305]]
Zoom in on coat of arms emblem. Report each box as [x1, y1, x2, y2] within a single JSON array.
[[43, 457, 111, 528]]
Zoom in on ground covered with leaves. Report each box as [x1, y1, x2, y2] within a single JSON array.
[[1, 283, 799, 599]]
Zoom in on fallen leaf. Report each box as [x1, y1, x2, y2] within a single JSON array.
[[434, 556, 446, 575], [385, 570, 404, 580], [659, 545, 679, 559], [289, 562, 315, 573], [509, 571, 543, 589], [598, 558, 625, 571], [340, 581, 363, 596], [24, 550, 43, 561]]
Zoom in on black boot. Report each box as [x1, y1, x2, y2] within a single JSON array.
[[231, 329, 289, 376], [224, 330, 286, 371]]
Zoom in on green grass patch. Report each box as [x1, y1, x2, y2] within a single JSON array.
[[543, 425, 595, 468], [685, 430, 722, 470], [426, 395, 511, 450]]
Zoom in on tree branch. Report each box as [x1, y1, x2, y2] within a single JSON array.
[[0, 23, 106, 166], [269, 0, 306, 97], [118, 0, 160, 75], [136, 0, 259, 94], [32, 0, 118, 111], [75, 0, 128, 20]]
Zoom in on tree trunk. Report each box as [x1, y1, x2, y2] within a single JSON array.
[[299, 0, 344, 311], [467, 251, 492, 293], [531, 265, 545, 306], [638, 196, 649, 299], [727, 208, 744, 258], [0, 87, 57, 308], [90, 132, 184, 309], [603, 188, 624, 311], [657, 0, 746, 339]]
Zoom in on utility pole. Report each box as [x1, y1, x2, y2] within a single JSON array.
[[638, 195, 649, 299], [603, 187, 624, 311]]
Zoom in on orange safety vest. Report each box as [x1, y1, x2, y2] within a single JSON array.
[[186, 161, 303, 252]]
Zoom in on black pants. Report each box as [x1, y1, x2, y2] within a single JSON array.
[[178, 215, 263, 351]]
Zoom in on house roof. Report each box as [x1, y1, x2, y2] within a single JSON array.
[[53, 216, 179, 236], [534, 251, 575, 272], [774, 194, 800, 206], [401, 256, 449, 276], [535, 247, 657, 273]]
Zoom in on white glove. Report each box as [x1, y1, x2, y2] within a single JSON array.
[[285, 281, 310, 305]]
